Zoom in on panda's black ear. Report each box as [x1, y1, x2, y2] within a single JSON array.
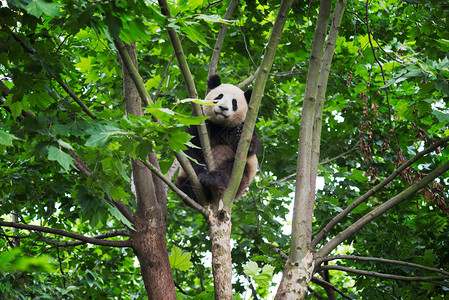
[[244, 89, 252, 104], [208, 75, 221, 90]]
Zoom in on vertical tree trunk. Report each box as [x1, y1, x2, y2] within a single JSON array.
[[275, 0, 333, 298], [208, 208, 233, 300], [118, 42, 176, 300]]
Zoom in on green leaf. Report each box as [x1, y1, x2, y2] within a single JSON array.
[[9, 101, 22, 119], [196, 14, 228, 23], [347, 169, 369, 183], [168, 246, 193, 271], [181, 24, 208, 46], [107, 204, 135, 230], [0, 130, 15, 146], [57, 139, 74, 151], [25, 0, 64, 18], [243, 261, 259, 277], [47, 146, 75, 171], [433, 110, 449, 122], [85, 124, 124, 147]]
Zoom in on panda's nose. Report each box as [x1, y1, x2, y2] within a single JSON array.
[[219, 106, 228, 111]]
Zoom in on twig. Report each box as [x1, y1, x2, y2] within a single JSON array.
[[365, 0, 399, 150], [141, 159, 209, 217], [157, 0, 215, 173], [154, 52, 176, 102], [0, 221, 131, 247], [318, 264, 449, 282], [207, 0, 239, 82], [10, 32, 96, 119], [34, 229, 130, 247], [69, 151, 134, 224], [316, 255, 449, 276], [317, 160, 449, 257], [312, 136, 449, 247], [307, 286, 325, 300], [58, 80, 96, 119], [0, 80, 36, 119], [311, 277, 352, 299]]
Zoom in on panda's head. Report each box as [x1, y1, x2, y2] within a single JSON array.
[[203, 75, 252, 127]]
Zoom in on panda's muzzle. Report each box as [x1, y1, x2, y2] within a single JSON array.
[[215, 106, 229, 118]]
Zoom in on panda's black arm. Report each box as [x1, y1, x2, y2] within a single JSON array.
[[248, 130, 260, 156]]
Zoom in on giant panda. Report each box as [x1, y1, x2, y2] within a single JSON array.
[[175, 74, 259, 202]]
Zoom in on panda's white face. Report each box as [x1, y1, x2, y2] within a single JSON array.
[[203, 84, 248, 127]]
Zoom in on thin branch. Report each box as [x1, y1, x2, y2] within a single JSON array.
[[69, 151, 134, 224], [208, 0, 239, 81], [311, 277, 352, 300], [317, 160, 449, 257], [115, 38, 207, 205], [0, 80, 36, 119], [154, 52, 176, 102], [0, 221, 131, 247], [10, 31, 96, 119], [141, 159, 209, 217], [222, 0, 294, 211], [318, 265, 449, 282], [312, 136, 449, 247], [237, 68, 260, 90], [307, 286, 325, 300], [34, 229, 130, 247], [320, 141, 359, 165], [267, 242, 288, 261], [157, 0, 215, 173], [365, 0, 399, 151], [166, 159, 180, 182], [114, 39, 152, 106], [316, 255, 449, 276], [57, 80, 96, 119]]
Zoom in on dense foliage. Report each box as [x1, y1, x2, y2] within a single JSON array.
[[0, 0, 448, 298]]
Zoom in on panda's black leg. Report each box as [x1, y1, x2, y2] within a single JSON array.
[[198, 170, 230, 194]]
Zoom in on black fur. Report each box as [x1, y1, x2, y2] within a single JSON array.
[[208, 75, 221, 90], [175, 121, 259, 202], [244, 89, 252, 104]]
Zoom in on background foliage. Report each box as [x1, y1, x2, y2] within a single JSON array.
[[1, 0, 448, 298]]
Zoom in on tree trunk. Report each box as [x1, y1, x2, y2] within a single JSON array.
[[131, 215, 176, 300], [118, 42, 176, 300], [208, 207, 233, 300], [275, 251, 314, 300]]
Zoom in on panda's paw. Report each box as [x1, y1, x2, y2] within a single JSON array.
[[198, 171, 228, 191]]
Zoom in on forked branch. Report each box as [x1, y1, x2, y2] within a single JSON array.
[[318, 265, 449, 282], [317, 255, 449, 276], [317, 160, 449, 257], [312, 136, 449, 247], [0, 221, 130, 248]]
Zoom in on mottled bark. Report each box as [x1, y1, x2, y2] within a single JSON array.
[[131, 215, 176, 300], [208, 207, 233, 300], [275, 251, 314, 300], [118, 42, 176, 299]]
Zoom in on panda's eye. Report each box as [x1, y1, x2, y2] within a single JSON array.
[[214, 94, 224, 100], [232, 99, 238, 111]]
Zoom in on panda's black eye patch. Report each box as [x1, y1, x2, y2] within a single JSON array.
[[214, 94, 224, 100], [232, 99, 238, 111]]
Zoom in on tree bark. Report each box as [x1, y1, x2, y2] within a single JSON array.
[[208, 207, 233, 300], [118, 42, 176, 300], [131, 214, 176, 300]]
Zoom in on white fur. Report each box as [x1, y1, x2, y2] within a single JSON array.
[[203, 84, 248, 127]]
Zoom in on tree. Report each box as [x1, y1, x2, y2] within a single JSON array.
[[1, 0, 448, 299]]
